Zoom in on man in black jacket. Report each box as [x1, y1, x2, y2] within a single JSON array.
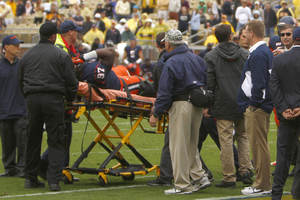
[[264, 2, 277, 37], [270, 27, 300, 200], [18, 22, 78, 192], [204, 24, 252, 188]]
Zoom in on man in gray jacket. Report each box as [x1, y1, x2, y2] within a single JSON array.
[[203, 24, 252, 188]]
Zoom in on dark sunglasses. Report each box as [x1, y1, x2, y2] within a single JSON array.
[[280, 32, 292, 37]]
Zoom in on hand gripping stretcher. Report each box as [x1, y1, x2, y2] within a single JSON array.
[[62, 82, 168, 186]]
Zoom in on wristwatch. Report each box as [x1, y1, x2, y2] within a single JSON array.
[[249, 106, 257, 112]]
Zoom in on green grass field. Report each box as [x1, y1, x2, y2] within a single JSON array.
[[0, 111, 295, 200]]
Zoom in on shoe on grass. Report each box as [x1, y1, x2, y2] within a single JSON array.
[[193, 176, 211, 192], [164, 188, 192, 195], [147, 178, 172, 186], [25, 179, 45, 189], [242, 172, 253, 185], [215, 180, 236, 188], [241, 186, 271, 195], [49, 184, 61, 191]]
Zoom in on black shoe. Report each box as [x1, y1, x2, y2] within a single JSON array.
[[49, 184, 61, 191], [215, 181, 236, 188], [0, 171, 16, 177], [271, 171, 275, 176], [16, 171, 25, 178], [25, 179, 45, 188], [249, 169, 254, 177], [288, 167, 295, 177], [241, 172, 253, 184], [147, 178, 172, 186], [236, 172, 242, 181]]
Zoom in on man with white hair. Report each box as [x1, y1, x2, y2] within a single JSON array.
[[149, 29, 211, 195]]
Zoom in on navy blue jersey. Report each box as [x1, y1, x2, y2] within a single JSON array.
[[125, 45, 142, 63], [80, 61, 121, 90]]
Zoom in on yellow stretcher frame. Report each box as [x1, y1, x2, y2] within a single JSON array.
[[63, 98, 168, 186]]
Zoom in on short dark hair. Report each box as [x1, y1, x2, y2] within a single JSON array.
[[239, 25, 246, 38], [156, 32, 165, 48], [215, 24, 232, 43]]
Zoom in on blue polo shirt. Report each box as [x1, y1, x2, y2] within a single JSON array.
[[0, 56, 26, 119]]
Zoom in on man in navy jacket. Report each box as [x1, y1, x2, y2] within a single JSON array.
[[0, 35, 26, 178], [237, 19, 274, 195], [149, 29, 210, 195]]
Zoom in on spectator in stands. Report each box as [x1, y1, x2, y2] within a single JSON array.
[[199, 8, 206, 24], [253, 1, 264, 21], [6, 0, 16, 17], [204, 28, 218, 46], [205, 12, 219, 28], [168, 0, 181, 21], [83, 23, 105, 45], [82, 15, 93, 36], [94, 13, 105, 32], [245, 0, 254, 9], [101, 11, 111, 30], [222, 0, 232, 22], [46, 5, 59, 21], [25, 1, 32, 16], [128, 0, 136, 14], [157, 0, 169, 22], [91, 38, 105, 51], [49, 11, 61, 27], [0, 14, 6, 30], [80, 3, 91, 21], [197, 0, 207, 13], [264, 1, 277, 38], [131, 5, 140, 18], [115, 0, 130, 21], [251, 10, 262, 21], [141, 0, 156, 14], [207, 1, 220, 21], [198, 43, 213, 58], [73, 9, 84, 26], [154, 17, 169, 37], [178, 6, 190, 34], [121, 24, 134, 42], [94, 3, 103, 16], [294, 0, 300, 19], [103, 0, 113, 19], [235, 0, 251, 32], [0, 2, 14, 25], [42, 0, 51, 13], [181, 0, 189, 9], [238, 25, 249, 50], [116, 18, 127, 34], [140, 58, 154, 80], [134, 19, 143, 35], [221, 15, 235, 34], [33, 0, 43, 24], [136, 18, 154, 44], [127, 13, 139, 33], [141, 12, 149, 24], [276, 1, 294, 20], [190, 8, 200, 43], [105, 21, 121, 44], [15, 0, 26, 24]]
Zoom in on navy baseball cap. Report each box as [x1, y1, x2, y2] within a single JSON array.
[[59, 20, 83, 33], [268, 35, 283, 51], [2, 35, 24, 48], [293, 27, 300, 41]]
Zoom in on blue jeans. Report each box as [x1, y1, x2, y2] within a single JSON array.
[[236, 22, 246, 33], [265, 27, 275, 37]]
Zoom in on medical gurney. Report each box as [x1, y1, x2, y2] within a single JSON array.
[[62, 82, 168, 186]]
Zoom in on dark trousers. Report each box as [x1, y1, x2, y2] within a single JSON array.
[[198, 116, 240, 172], [292, 140, 300, 198], [272, 118, 300, 200], [25, 93, 65, 185], [191, 30, 198, 43], [158, 127, 173, 183], [0, 118, 27, 174], [142, 7, 154, 14]]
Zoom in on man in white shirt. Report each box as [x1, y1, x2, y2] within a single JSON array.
[[235, 0, 251, 32], [115, 0, 130, 21]]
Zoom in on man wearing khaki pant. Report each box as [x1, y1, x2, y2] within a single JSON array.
[[203, 24, 252, 188], [237, 19, 274, 195]]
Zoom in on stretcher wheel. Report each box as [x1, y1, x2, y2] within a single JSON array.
[[122, 174, 135, 181], [71, 111, 79, 123], [62, 172, 74, 184], [99, 176, 108, 187]]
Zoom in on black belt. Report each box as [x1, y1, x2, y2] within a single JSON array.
[[173, 93, 191, 102]]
